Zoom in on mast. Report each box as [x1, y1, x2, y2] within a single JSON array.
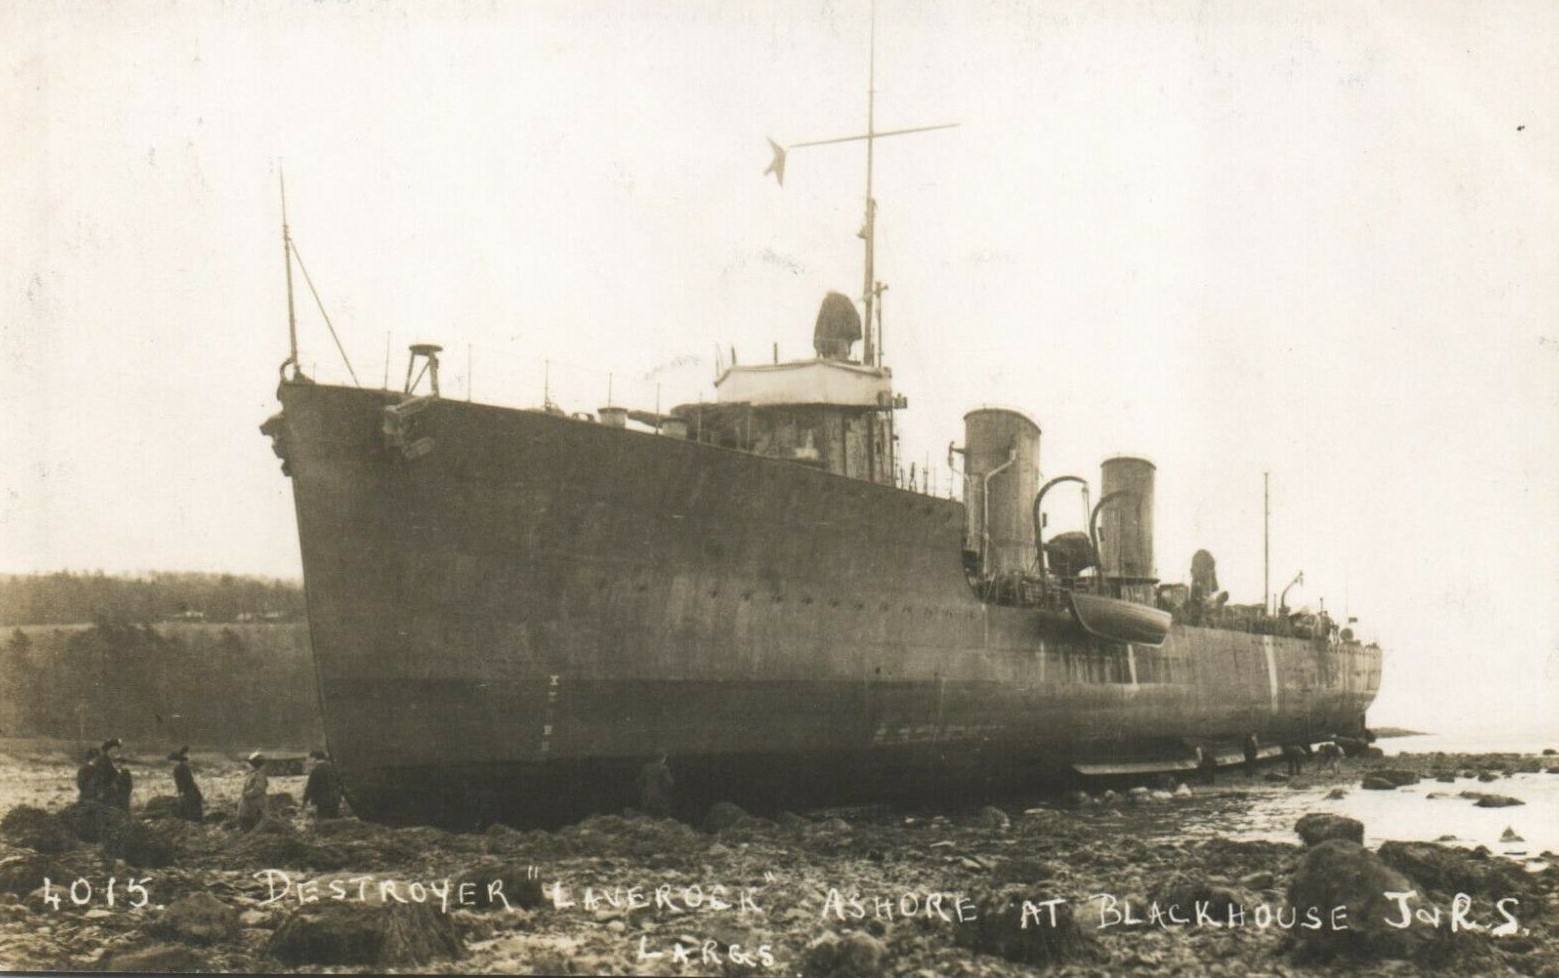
[[281, 170, 299, 378], [861, 0, 878, 367], [1264, 471, 1270, 616]]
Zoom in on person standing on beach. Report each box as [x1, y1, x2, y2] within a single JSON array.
[[1283, 743, 1306, 776], [110, 762, 133, 810], [238, 752, 269, 832], [89, 738, 122, 802], [1196, 744, 1217, 785], [637, 751, 674, 818], [1243, 733, 1260, 777], [75, 748, 100, 802], [302, 750, 343, 819], [169, 747, 203, 822]]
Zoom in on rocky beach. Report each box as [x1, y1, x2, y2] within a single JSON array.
[[0, 743, 1555, 976]]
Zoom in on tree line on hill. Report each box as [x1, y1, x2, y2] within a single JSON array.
[[0, 571, 306, 626], [0, 623, 323, 749]]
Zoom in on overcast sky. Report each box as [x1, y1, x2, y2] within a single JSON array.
[[3, 0, 1556, 738]]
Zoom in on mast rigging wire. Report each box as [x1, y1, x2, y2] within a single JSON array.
[[289, 240, 362, 387]]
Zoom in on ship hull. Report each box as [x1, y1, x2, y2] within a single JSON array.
[[272, 382, 1381, 827]]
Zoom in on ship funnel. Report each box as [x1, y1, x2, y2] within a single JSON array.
[[963, 408, 1041, 576], [1099, 455, 1156, 588]]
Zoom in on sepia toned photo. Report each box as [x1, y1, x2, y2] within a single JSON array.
[[2, 1, 1556, 974]]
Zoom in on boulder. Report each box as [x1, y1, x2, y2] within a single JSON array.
[[0, 853, 60, 897], [1543, 748, 1556, 756], [0, 806, 77, 854], [1324, 787, 1349, 800], [1148, 790, 1174, 802], [816, 817, 851, 833], [101, 818, 177, 869], [1501, 827, 1523, 843], [266, 900, 464, 967], [702, 801, 751, 833], [57, 801, 130, 844], [451, 859, 546, 910], [1371, 769, 1420, 787], [1477, 771, 1499, 783], [1157, 874, 1249, 922], [1360, 776, 1396, 791], [1473, 794, 1524, 809], [1239, 871, 1276, 890], [1287, 839, 1433, 959], [1376, 841, 1535, 901], [138, 795, 184, 820], [1058, 790, 1092, 809], [953, 884, 1099, 967], [1295, 813, 1364, 847], [1173, 783, 1193, 798], [800, 931, 886, 978], [151, 892, 240, 945], [99, 943, 212, 973], [976, 806, 1011, 831]]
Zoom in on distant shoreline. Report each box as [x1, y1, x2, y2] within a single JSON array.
[[1370, 727, 1429, 739]]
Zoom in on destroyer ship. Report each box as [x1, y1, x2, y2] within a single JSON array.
[[263, 62, 1380, 833]]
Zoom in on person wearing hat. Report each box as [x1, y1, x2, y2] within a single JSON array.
[[302, 750, 343, 820], [88, 738, 123, 805], [237, 751, 269, 832], [168, 746, 203, 823]]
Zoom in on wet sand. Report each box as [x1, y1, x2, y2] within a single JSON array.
[[0, 744, 1555, 975]]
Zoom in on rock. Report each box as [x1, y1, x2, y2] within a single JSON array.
[[1477, 771, 1499, 782], [1362, 746, 1385, 758], [1325, 787, 1349, 800], [451, 859, 545, 910], [1501, 827, 1523, 843], [1543, 748, 1556, 756], [816, 817, 851, 833], [1435, 774, 1456, 783], [1157, 874, 1248, 921], [992, 857, 1060, 886], [102, 817, 177, 869], [138, 794, 184, 820], [702, 801, 751, 833], [1239, 871, 1275, 890], [777, 811, 809, 830], [0, 806, 77, 854], [151, 892, 240, 945], [1295, 813, 1364, 846], [1058, 790, 1092, 809], [0, 853, 61, 897], [1435, 835, 1457, 842], [1173, 783, 1192, 798], [1126, 786, 1150, 800], [1376, 841, 1535, 902], [800, 931, 886, 977], [267, 791, 299, 814], [1100, 789, 1118, 803], [1264, 771, 1290, 782], [266, 900, 465, 966], [55, 801, 126, 845], [250, 815, 296, 835], [100, 943, 212, 973], [1148, 790, 1174, 802], [1371, 768, 1420, 787], [1287, 840, 1433, 959], [1473, 794, 1524, 808], [1360, 776, 1396, 791], [1546, 767, 1559, 775], [954, 884, 1099, 967], [976, 806, 1010, 831]]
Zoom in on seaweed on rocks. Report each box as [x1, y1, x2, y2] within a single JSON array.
[[953, 883, 1100, 967], [265, 898, 465, 967], [0, 805, 78, 854]]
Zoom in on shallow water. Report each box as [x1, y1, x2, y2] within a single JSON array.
[[1200, 741, 1559, 865]]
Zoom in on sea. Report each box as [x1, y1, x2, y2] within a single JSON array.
[[1212, 732, 1559, 865]]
